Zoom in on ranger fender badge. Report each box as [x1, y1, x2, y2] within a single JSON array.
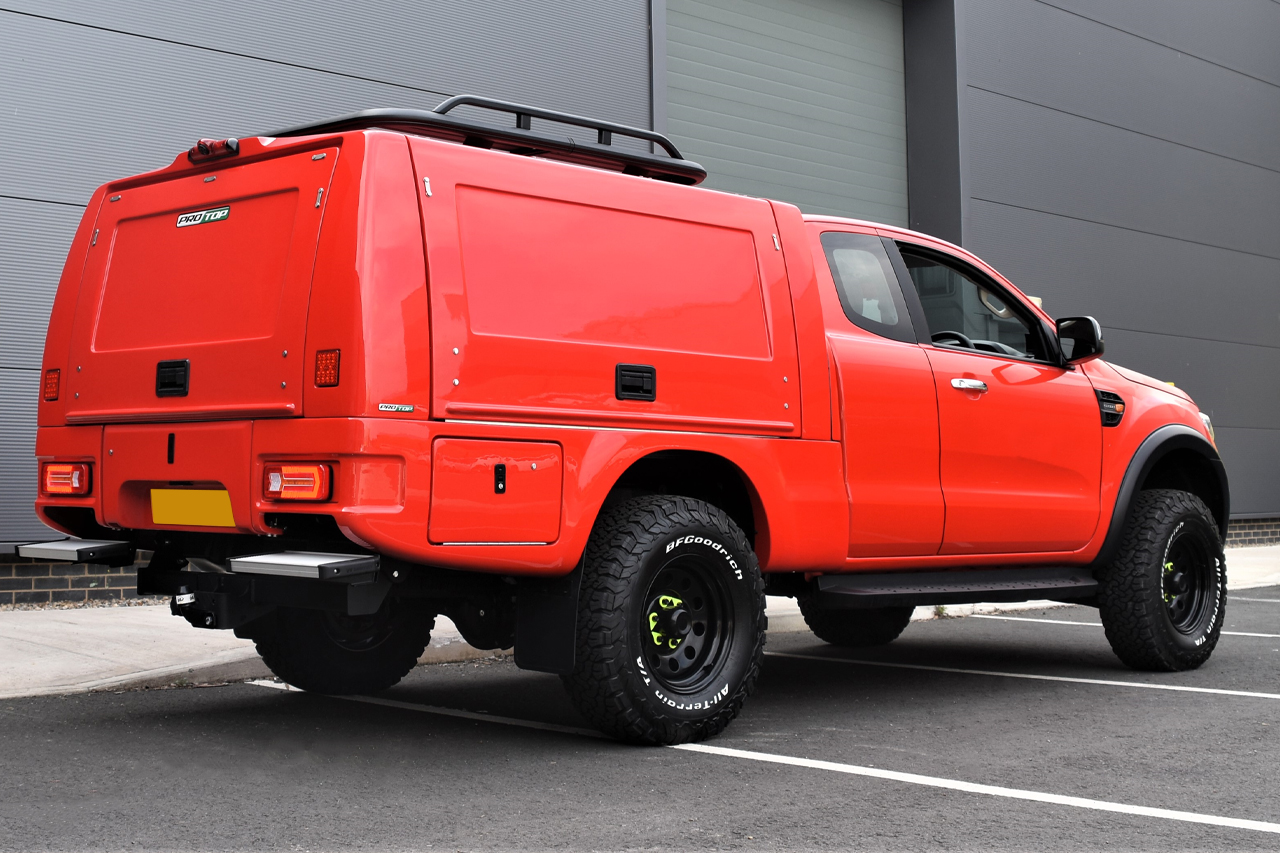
[[176, 205, 230, 228], [378, 403, 414, 412]]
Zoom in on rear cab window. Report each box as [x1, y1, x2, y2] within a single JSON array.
[[819, 232, 916, 344]]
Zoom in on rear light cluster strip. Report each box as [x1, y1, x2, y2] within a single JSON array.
[[263, 463, 331, 501], [42, 462, 91, 496]]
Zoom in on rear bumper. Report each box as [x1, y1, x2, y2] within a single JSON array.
[[36, 417, 580, 576]]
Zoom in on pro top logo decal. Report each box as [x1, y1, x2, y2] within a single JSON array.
[[176, 206, 230, 228]]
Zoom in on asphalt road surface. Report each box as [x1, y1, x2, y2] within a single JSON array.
[[2, 588, 1279, 852]]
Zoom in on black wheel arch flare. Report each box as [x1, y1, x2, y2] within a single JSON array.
[[1093, 424, 1230, 569]]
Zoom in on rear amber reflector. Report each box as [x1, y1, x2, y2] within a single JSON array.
[[315, 349, 340, 387], [42, 462, 91, 496], [43, 369, 60, 401], [263, 463, 330, 501]]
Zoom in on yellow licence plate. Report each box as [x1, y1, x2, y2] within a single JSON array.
[[150, 489, 236, 527]]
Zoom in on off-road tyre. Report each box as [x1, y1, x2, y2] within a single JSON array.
[[251, 600, 434, 694], [798, 598, 913, 647], [1097, 489, 1225, 671], [561, 495, 767, 745]]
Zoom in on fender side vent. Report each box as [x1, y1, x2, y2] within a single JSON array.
[[1097, 390, 1125, 427]]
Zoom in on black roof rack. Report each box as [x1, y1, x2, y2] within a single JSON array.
[[270, 94, 707, 185]]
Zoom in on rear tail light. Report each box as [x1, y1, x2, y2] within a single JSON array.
[[263, 463, 331, 501], [187, 137, 240, 163], [42, 463, 91, 496], [43, 369, 60, 401], [315, 349, 340, 387]]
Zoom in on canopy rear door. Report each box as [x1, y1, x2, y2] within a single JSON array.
[[64, 146, 338, 422]]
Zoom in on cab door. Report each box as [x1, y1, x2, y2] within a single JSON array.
[[812, 226, 944, 557], [890, 241, 1102, 554]]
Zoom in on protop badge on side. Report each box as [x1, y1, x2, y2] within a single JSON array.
[[176, 205, 230, 228]]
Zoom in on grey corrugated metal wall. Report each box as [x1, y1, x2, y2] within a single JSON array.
[[665, 0, 908, 225], [0, 1, 651, 539], [905, 0, 1280, 516]]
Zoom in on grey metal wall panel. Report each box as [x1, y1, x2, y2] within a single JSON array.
[[0, 198, 84, 370], [0, 2, 651, 538], [0, 369, 48, 539], [0, 13, 426, 205], [666, 0, 908, 224], [965, 87, 1280, 262], [3, 3, 651, 129], [1, 6, 651, 207], [1045, 0, 1280, 89], [965, 200, 1280, 351], [1213, 427, 1280, 517], [965, 0, 1280, 173]]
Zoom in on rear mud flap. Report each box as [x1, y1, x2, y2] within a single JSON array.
[[514, 566, 582, 675]]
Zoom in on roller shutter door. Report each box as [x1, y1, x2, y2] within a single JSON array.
[[667, 0, 908, 225]]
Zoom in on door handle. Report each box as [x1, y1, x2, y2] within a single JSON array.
[[951, 378, 988, 392]]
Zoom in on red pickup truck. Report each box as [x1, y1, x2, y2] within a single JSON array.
[[29, 97, 1228, 744]]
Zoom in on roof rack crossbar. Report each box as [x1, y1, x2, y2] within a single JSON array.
[[433, 94, 684, 160]]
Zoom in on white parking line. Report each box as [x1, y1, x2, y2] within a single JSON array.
[[765, 651, 1280, 700], [969, 614, 1280, 638], [675, 743, 1280, 835], [246, 680, 1280, 836], [1233, 597, 1280, 604]]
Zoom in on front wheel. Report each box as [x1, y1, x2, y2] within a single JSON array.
[[1097, 489, 1226, 671], [562, 496, 766, 744]]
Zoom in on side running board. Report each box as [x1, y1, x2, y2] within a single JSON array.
[[229, 551, 378, 581], [816, 567, 1098, 609], [18, 538, 135, 565]]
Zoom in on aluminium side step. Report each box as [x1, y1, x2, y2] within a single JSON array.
[[17, 538, 134, 564], [816, 567, 1098, 609], [229, 551, 378, 581]]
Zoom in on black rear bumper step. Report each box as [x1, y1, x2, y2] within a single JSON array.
[[816, 567, 1098, 609]]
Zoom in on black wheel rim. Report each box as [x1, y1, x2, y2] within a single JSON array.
[[640, 555, 734, 695], [1162, 525, 1214, 634]]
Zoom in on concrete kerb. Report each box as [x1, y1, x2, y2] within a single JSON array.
[[1, 545, 1275, 699]]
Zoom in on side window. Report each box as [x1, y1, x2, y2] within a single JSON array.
[[898, 247, 1049, 361], [820, 232, 915, 344]]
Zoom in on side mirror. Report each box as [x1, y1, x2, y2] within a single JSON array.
[[1056, 316, 1105, 364]]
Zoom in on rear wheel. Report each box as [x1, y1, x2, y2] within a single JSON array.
[[1097, 489, 1225, 671], [251, 600, 434, 694], [562, 496, 766, 744], [798, 598, 913, 647]]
